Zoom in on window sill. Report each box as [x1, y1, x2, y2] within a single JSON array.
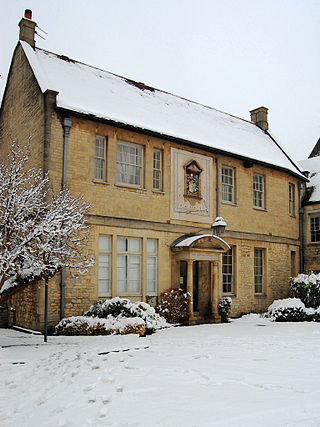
[[289, 214, 296, 219], [253, 207, 267, 212], [152, 189, 165, 195], [222, 293, 236, 297], [114, 184, 147, 192], [221, 201, 237, 207], [92, 179, 110, 185], [254, 293, 267, 298]]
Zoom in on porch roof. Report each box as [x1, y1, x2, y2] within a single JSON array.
[[171, 234, 230, 251]]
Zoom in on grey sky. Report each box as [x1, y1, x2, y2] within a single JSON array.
[[1, 0, 319, 161]]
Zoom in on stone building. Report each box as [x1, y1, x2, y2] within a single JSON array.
[[0, 13, 307, 330], [299, 139, 320, 273]]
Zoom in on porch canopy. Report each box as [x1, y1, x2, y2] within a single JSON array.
[[171, 234, 230, 323]]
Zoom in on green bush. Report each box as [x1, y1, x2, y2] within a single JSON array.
[[157, 288, 190, 324], [55, 315, 146, 336], [218, 297, 232, 323], [84, 297, 168, 334], [289, 273, 320, 308], [267, 298, 307, 322]]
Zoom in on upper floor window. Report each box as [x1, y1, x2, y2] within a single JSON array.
[[116, 141, 143, 186], [94, 135, 106, 180], [222, 246, 233, 293], [289, 183, 295, 216], [254, 248, 264, 294], [116, 237, 141, 293], [184, 160, 202, 197], [146, 239, 157, 295], [98, 235, 111, 296], [253, 173, 265, 209], [153, 149, 162, 191], [221, 166, 234, 203], [310, 215, 320, 242]]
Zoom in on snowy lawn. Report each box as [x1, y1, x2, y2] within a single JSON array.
[[1, 315, 320, 427]]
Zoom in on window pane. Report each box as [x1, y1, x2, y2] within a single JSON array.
[[98, 253, 110, 295], [117, 255, 127, 293], [222, 247, 233, 293], [99, 235, 110, 251], [129, 238, 140, 252], [311, 216, 320, 242], [117, 237, 127, 252], [147, 256, 157, 294], [147, 239, 156, 253], [129, 255, 140, 293], [254, 248, 263, 293]]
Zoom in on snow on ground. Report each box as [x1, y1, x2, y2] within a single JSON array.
[[1, 315, 320, 427]]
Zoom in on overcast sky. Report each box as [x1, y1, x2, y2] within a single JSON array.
[[1, 0, 319, 161]]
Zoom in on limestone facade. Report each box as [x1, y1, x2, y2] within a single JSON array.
[[0, 41, 304, 331]]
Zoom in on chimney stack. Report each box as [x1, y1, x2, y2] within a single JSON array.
[[19, 9, 36, 48], [250, 106, 269, 131]]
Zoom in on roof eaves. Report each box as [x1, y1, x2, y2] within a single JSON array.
[[57, 106, 307, 182]]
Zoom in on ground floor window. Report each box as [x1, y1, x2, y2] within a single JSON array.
[[310, 215, 320, 242], [254, 248, 264, 294], [222, 247, 233, 293], [117, 237, 141, 294], [98, 235, 111, 296], [146, 239, 157, 295]]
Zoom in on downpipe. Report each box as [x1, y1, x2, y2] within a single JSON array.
[[60, 117, 72, 320], [298, 182, 304, 273]]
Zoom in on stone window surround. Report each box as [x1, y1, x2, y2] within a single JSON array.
[[97, 234, 159, 298], [221, 165, 236, 205]]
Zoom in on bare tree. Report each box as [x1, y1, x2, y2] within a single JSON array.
[[0, 142, 94, 294]]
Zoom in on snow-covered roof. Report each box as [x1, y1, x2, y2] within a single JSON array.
[[298, 156, 320, 203], [172, 234, 230, 250], [20, 41, 304, 179]]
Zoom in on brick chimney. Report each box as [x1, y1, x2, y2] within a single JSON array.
[[250, 106, 269, 131], [19, 9, 36, 48]]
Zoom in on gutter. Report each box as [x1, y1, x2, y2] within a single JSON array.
[[56, 107, 307, 182], [60, 117, 72, 320]]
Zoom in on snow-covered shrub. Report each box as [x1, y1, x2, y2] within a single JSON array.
[[267, 298, 307, 322], [84, 297, 169, 335], [289, 273, 320, 308], [157, 288, 191, 324], [218, 297, 232, 323], [55, 315, 145, 336]]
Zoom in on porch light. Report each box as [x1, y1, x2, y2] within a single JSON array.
[[211, 217, 227, 236]]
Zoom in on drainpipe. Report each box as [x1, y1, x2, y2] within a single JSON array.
[[216, 158, 220, 217], [298, 182, 304, 273], [60, 117, 72, 320]]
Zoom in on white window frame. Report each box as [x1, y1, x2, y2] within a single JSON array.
[[116, 141, 143, 187], [116, 237, 141, 294], [146, 239, 158, 295], [310, 215, 320, 243], [254, 248, 264, 294], [222, 246, 233, 293], [153, 149, 162, 191], [94, 135, 106, 181], [98, 235, 111, 296], [221, 166, 235, 204], [253, 173, 265, 209]]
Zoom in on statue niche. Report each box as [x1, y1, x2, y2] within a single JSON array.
[[184, 160, 202, 198]]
